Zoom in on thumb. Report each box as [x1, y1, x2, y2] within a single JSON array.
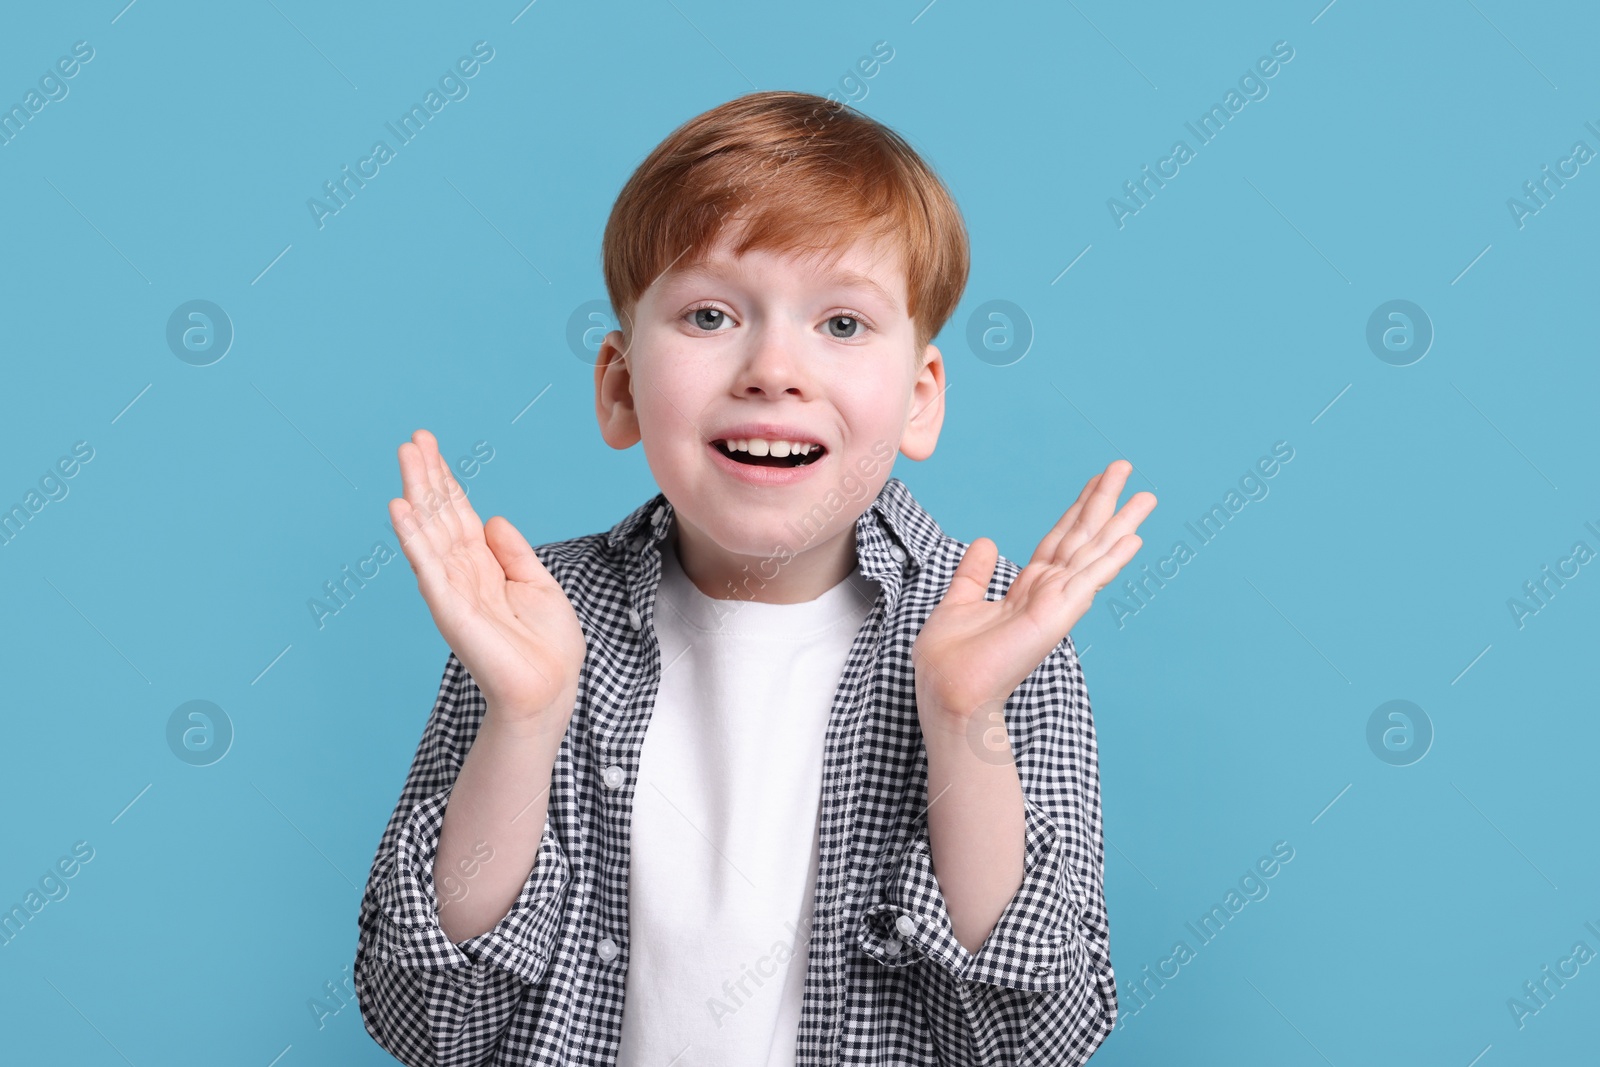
[[945, 536, 999, 606], [484, 515, 547, 584]]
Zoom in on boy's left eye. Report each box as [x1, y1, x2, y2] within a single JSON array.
[[825, 314, 867, 339]]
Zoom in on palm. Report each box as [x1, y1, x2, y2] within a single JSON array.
[[390, 429, 586, 720], [914, 561, 1081, 716], [913, 460, 1156, 720]]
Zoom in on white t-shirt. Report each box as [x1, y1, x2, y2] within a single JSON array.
[[617, 541, 879, 1067]]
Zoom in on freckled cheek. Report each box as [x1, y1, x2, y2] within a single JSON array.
[[635, 369, 714, 447]]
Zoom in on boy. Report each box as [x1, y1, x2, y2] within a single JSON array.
[[355, 90, 1155, 1066]]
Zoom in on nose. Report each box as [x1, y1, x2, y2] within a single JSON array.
[[735, 319, 809, 398]]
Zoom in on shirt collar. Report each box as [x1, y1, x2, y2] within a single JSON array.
[[604, 476, 944, 590]]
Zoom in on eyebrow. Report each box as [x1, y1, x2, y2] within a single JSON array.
[[668, 261, 902, 314], [823, 268, 901, 313]]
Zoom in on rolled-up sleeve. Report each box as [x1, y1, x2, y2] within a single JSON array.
[[354, 651, 572, 1067], [855, 635, 1117, 1066]]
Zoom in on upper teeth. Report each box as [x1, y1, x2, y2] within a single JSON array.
[[721, 438, 817, 457]]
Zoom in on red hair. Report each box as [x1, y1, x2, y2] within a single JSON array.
[[601, 91, 969, 364]]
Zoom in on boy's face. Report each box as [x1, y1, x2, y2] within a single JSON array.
[[593, 223, 946, 598]]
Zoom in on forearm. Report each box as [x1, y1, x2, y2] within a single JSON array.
[[920, 713, 1027, 955], [435, 704, 565, 943]]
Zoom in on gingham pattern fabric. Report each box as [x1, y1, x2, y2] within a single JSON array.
[[354, 475, 1118, 1066]]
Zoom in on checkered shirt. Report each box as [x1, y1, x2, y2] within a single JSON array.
[[354, 475, 1117, 1065]]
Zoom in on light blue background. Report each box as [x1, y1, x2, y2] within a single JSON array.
[[2, 1, 1596, 1064]]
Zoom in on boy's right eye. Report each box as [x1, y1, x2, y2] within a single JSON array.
[[686, 305, 733, 331]]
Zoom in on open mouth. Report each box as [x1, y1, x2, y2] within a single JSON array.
[[711, 440, 827, 468]]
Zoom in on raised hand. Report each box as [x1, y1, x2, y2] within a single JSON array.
[[912, 459, 1156, 729], [390, 429, 586, 729]]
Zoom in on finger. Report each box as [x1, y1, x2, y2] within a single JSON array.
[[1068, 489, 1158, 559], [389, 495, 448, 601], [1077, 459, 1133, 536], [946, 536, 1000, 606], [1106, 534, 1144, 586], [1076, 534, 1143, 597], [1049, 533, 1143, 625], [390, 496, 427, 565], [1063, 490, 1157, 572], [416, 431, 466, 547], [1039, 460, 1135, 568], [428, 445, 485, 548], [484, 515, 546, 585], [397, 431, 439, 519], [397, 441, 453, 559], [395, 434, 431, 511], [1027, 472, 1105, 568], [401, 433, 463, 556]]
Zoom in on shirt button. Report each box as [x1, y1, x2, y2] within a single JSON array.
[[628, 533, 645, 552], [627, 607, 642, 630], [883, 937, 903, 957], [895, 914, 917, 937], [888, 543, 906, 563], [602, 765, 626, 790], [651, 504, 666, 525], [597, 937, 620, 961]]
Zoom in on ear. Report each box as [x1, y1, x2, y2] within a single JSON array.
[[899, 342, 945, 462], [594, 329, 642, 450]]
